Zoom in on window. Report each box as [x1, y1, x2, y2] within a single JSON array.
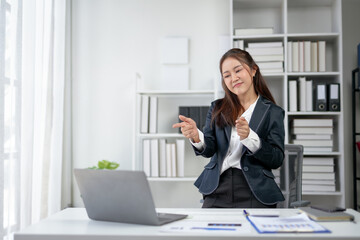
[[1, 0, 22, 237]]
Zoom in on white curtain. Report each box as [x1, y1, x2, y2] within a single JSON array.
[[1, 0, 71, 238], [20, 0, 70, 226]]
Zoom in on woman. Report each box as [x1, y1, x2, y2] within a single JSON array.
[[173, 48, 285, 208]]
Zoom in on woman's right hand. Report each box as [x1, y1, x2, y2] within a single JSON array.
[[172, 115, 200, 143]]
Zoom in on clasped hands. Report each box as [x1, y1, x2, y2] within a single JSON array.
[[172, 115, 250, 142]]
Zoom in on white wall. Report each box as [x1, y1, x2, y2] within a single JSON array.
[[71, 0, 360, 208], [342, 0, 360, 208], [71, 0, 230, 206]]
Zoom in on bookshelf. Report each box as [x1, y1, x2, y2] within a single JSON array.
[[231, 0, 344, 207], [352, 67, 360, 211], [133, 0, 345, 208]]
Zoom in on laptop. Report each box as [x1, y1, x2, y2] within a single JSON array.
[[73, 169, 187, 225]]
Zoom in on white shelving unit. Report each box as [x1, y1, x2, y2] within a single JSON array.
[[231, 0, 344, 207], [133, 76, 219, 207], [133, 0, 345, 208]]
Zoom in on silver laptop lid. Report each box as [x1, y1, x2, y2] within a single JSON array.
[[74, 169, 160, 225]]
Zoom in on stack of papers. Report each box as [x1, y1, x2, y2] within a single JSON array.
[[247, 213, 330, 233]]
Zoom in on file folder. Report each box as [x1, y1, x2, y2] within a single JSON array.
[[315, 84, 327, 111], [328, 83, 340, 111]]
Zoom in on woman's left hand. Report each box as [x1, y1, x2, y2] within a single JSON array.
[[235, 117, 250, 140]]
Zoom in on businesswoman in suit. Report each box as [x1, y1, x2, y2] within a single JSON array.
[[173, 48, 285, 208]]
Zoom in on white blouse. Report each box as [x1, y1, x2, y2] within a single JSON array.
[[191, 96, 261, 174]]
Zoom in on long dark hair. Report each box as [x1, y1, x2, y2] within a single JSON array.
[[212, 48, 275, 128]]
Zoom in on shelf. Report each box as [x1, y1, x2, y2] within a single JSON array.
[[262, 73, 285, 77], [148, 177, 197, 182], [287, 72, 340, 76], [303, 152, 341, 156], [302, 191, 343, 196], [287, 33, 340, 41], [232, 34, 284, 40], [138, 133, 185, 138], [136, 90, 215, 95], [287, 112, 341, 116]]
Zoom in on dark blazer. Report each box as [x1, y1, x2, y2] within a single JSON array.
[[193, 95, 285, 205]]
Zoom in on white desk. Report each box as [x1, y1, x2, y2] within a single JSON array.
[[14, 208, 360, 240]]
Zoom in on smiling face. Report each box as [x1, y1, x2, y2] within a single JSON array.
[[221, 57, 257, 99]]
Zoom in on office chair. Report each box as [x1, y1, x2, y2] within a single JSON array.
[[276, 144, 310, 208]]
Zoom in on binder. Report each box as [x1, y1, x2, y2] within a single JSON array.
[[328, 83, 340, 111], [314, 84, 327, 111], [178, 106, 189, 133], [200, 106, 210, 131], [189, 107, 200, 129]]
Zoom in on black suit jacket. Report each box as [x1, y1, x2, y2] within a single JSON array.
[[193, 95, 285, 205]]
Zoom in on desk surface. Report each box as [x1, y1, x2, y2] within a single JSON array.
[[14, 208, 360, 240]]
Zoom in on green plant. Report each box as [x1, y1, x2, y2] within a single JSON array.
[[89, 160, 119, 170]]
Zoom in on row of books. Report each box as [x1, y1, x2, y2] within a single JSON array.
[[233, 40, 284, 65], [234, 27, 274, 36], [140, 95, 157, 133], [291, 118, 334, 153], [288, 77, 340, 112], [178, 106, 209, 133], [143, 139, 185, 178], [287, 41, 326, 72], [245, 41, 284, 74], [302, 157, 336, 192]]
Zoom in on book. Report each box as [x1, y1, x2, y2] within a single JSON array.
[[304, 147, 333, 152], [299, 207, 354, 222], [159, 139, 167, 177], [233, 39, 244, 49], [303, 157, 334, 165], [143, 139, 151, 177], [302, 179, 335, 185], [292, 119, 333, 127], [302, 184, 336, 192], [318, 41, 326, 72], [166, 143, 172, 177], [299, 41, 304, 72], [261, 68, 283, 73], [245, 46, 283, 56], [149, 96, 158, 133], [311, 42, 318, 72], [176, 139, 185, 177], [287, 42, 292, 72], [302, 172, 335, 180], [298, 77, 306, 111], [291, 127, 333, 135], [292, 42, 299, 72], [305, 80, 313, 111], [252, 55, 284, 62], [288, 80, 297, 112], [140, 95, 149, 133], [295, 134, 331, 140], [304, 41, 311, 72], [293, 139, 333, 147], [171, 143, 177, 177], [234, 27, 273, 36], [257, 61, 283, 69], [247, 41, 282, 48], [303, 165, 334, 172], [150, 139, 159, 177]]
